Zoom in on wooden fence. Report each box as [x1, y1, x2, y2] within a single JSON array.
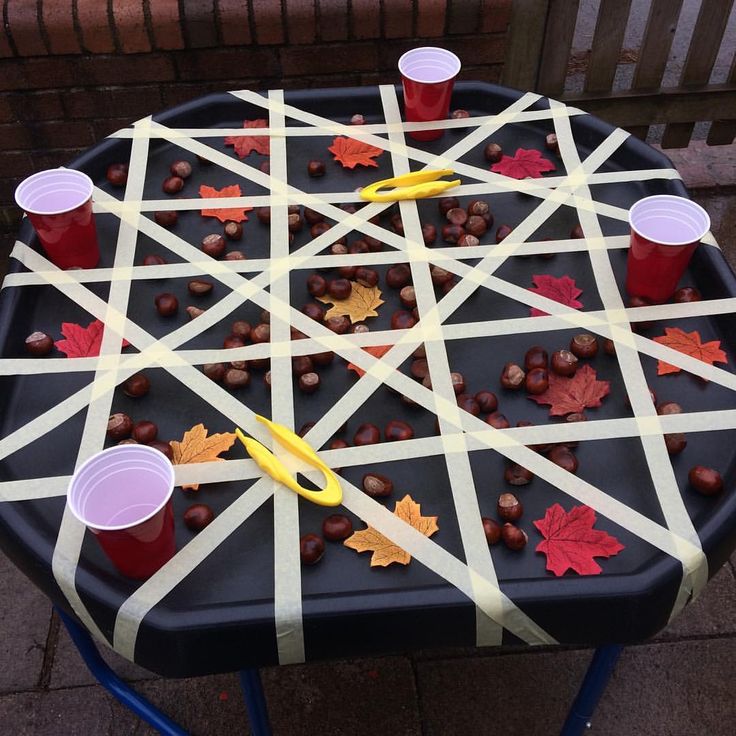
[[502, 0, 736, 147]]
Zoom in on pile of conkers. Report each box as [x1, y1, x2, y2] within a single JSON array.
[[482, 492, 528, 551]]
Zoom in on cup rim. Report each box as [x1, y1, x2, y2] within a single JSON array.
[[629, 194, 710, 247], [15, 168, 94, 217], [67, 445, 175, 531], [398, 47, 462, 84]]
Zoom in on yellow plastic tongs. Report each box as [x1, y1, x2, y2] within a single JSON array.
[[235, 415, 342, 507], [359, 168, 461, 202]]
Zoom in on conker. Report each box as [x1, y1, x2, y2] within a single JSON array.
[[106, 163, 128, 186], [354, 423, 381, 446], [300, 534, 325, 565], [422, 223, 437, 245], [132, 420, 158, 444], [497, 493, 523, 521], [386, 264, 412, 289], [148, 440, 173, 460], [231, 320, 251, 339], [482, 517, 502, 545], [143, 254, 166, 266], [551, 349, 578, 377], [548, 445, 579, 473], [355, 267, 379, 288], [308, 160, 326, 177], [664, 433, 687, 455], [322, 514, 353, 541], [504, 463, 533, 486], [439, 197, 460, 215], [303, 302, 326, 321], [251, 323, 270, 343], [25, 331, 53, 356], [183, 504, 214, 532], [170, 160, 192, 179], [525, 367, 549, 395], [224, 221, 243, 240], [203, 363, 226, 382], [385, 420, 414, 442], [391, 310, 416, 330], [201, 233, 226, 258], [496, 224, 512, 243], [486, 412, 510, 430], [223, 368, 250, 389], [673, 286, 702, 303], [475, 391, 498, 413], [162, 176, 184, 194], [328, 278, 352, 300], [298, 372, 320, 393], [154, 210, 178, 227], [689, 466, 723, 496], [446, 207, 468, 226], [570, 333, 598, 359], [325, 315, 350, 333], [483, 143, 503, 163], [362, 473, 393, 497], [502, 523, 528, 551], [524, 346, 548, 371], [500, 362, 525, 389], [400, 286, 417, 309], [107, 412, 133, 440], [122, 372, 150, 398], [155, 292, 178, 316], [442, 224, 465, 244]]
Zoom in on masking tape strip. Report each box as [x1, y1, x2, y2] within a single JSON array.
[[267, 90, 306, 666], [382, 85, 504, 646], [550, 100, 707, 612]]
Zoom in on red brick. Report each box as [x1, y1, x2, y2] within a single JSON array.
[[112, 0, 151, 54], [443, 33, 505, 65], [10, 91, 65, 121], [0, 97, 13, 124], [174, 47, 279, 81], [384, 1, 414, 39], [92, 116, 139, 139], [28, 120, 95, 148], [30, 148, 86, 171], [7, 0, 48, 56], [281, 42, 378, 76], [281, 72, 361, 90], [182, 0, 218, 49], [417, 0, 447, 37], [217, 0, 252, 45], [75, 54, 176, 86], [64, 86, 163, 120], [350, 0, 381, 40], [0, 151, 33, 176], [0, 124, 32, 150], [447, 0, 481, 34], [284, 0, 315, 45], [77, 0, 116, 53], [42, 0, 81, 55], [480, 0, 511, 34], [252, 0, 285, 44], [0, 178, 25, 207], [8, 58, 77, 90], [318, 0, 348, 42], [0, 25, 14, 58], [149, 0, 185, 50]]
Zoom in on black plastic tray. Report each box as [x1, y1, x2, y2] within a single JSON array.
[[1, 83, 735, 677]]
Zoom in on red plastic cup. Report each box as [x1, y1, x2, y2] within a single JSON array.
[[67, 445, 176, 579], [14, 168, 100, 269], [398, 47, 461, 142], [626, 195, 711, 303]]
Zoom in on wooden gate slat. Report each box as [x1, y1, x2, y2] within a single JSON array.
[[501, 0, 551, 91], [584, 0, 633, 93], [629, 0, 685, 140], [707, 40, 736, 144], [661, 0, 735, 148], [536, 0, 580, 96]]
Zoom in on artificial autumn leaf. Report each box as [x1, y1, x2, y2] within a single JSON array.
[[491, 148, 556, 179], [54, 320, 130, 358], [528, 363, 610, 416], [344, 494, 439, 567], [534, 503, 624, 576], [170, 423, 237, 491], [347, 345, 393, 377], [199, 184, 253, 223], [328, 136, 383, 169], [528, 274, 583, 317], [316, 281, 385, 323], [652, 327, 728, 376], [224, 119, 270, 157]]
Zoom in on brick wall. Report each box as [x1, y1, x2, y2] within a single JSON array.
[[0, 0, 511, 232]]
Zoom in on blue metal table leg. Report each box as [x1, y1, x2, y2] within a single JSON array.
[[239, 668, 272, 736], [560, 644, 624, 736], [55, 607, 189, 736]]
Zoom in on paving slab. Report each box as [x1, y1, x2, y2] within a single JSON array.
[[0, 552, 52, 694], [261, 656, 421, 736], [0, 674, 247, 735], [416, 647, 591, 736], [657, 563, 736, 639], [50, 619, 157, 689]]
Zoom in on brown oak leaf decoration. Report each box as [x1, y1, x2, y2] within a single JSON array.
[[316, 282, 385, 323], [344, 494, 439, 567], [170, 423, 236, 491]]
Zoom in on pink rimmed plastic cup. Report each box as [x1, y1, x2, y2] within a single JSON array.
[[14, 168, 100, 269], [398, 47, 462, 141], [626, 195, 711, 304], [67, 445, 176, 579]]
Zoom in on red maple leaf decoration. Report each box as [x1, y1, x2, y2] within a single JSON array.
[[491, 148, 556, 179], [528, 363, 610, 416], [224, 119, 270, 157], [55, 320, 130, 358], [652, 327, 727, 376], [534, 504, 624, 576], [528, 274, 583, 316], [328, 136, 383, 169], [347, 345, 392, 377], [199, 184, 253, 223]]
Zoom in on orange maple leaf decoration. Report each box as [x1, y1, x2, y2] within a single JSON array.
[[344, 494, 439, 567], [169, 423, 236, 491], [652, 327, 727, 375], [328, 136, 383, 168], [347, 345, 393, 377], [199, 184, 253, 223]]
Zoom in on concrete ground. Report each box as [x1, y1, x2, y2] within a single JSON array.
[[1, 145, 735, 735]]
